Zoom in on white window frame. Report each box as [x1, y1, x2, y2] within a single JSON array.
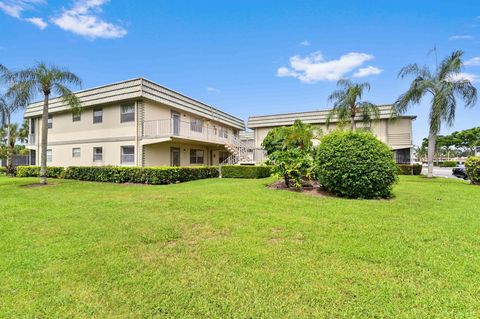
[[93, 108, 103, 124], [47, 115, 53, 129], [46, 149, 52, 163], [121, 146, 135, 164], [72, 148, 81, 158], [93, 147, 103, 162], [120, 104, 135, 123]]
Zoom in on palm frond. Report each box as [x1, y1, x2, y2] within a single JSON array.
[[54, 83, 82, 113], [437, 50, 463, 80], [451, 80, 477, 107], [398, 64, 432, 79]]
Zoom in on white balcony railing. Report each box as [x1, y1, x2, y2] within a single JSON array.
[[143, 119, 234, 145]]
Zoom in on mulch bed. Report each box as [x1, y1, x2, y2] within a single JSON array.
[[267, 180, 335, 198]]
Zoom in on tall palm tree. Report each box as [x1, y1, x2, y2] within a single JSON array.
[[393, 50, 477, 178], [7, 62, 82, 184], [326, 79, 380, 131]]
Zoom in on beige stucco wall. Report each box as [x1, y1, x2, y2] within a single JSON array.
[[26, 98, 240, 167], [144, 141, 226, 166], [40, 141, 137, 167], [253, 118, 412, 150]]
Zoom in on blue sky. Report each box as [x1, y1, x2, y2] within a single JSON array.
[[1, 0, 479, 144]]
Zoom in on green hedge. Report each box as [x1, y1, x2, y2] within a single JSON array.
[[413, 164, 422, 175], [439, 160, 457, 167], [0, 167, 5, 174], [16, 166, 65, 178], [63, 166, 219, 184], [397, 164, 422, 175], [220, 165, 271, 178], [465, 157, 480, 185]]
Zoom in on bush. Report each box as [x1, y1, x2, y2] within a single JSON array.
[[270, 149, 314, 188], [63, 166, 219, 184], [220, 165, 271, 178], [465, 157, 480, 185], [413, 164, 422, 175], [0, 166, 5, 175], [397, 164, 423, 175], [316, 131, 398, 199], [16, 166, 65, 178], [397, 164, 413, 175], [439, 160, 457, 167]]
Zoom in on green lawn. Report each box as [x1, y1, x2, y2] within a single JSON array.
[[1, 175, 480, 318]]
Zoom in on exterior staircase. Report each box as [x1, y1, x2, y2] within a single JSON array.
[[221, 135, 255, 165]]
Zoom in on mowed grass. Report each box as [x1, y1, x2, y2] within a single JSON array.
[[1, 175, 480, 318]]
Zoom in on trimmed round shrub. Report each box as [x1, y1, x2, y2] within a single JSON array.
[[316, 131, 398, 199], [465, 156, 480, 185]]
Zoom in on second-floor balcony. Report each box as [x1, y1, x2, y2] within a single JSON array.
[[143, 119, 234, 145]]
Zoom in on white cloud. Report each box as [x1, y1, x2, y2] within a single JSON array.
[[0, 0, 43, 18], [353, 65, 383, 78], [52, 0, 127, 39], [299, 40, 310, 46], [465, 57, 480, 66], [447, 72, 479, 83], [25, 16, 47, 29], [277, 51, 381, 83], [448, 35, 473, 40], [207, 87, 220, 93]]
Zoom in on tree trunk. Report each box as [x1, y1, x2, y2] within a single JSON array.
[[350, 115, 356, 131], [40, 94, 49, 184], [427, 129, 436, 178], [5, 112, 13, 175]]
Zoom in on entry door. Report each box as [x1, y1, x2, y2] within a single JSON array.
[[170, 147, 180, 166], [171, 111, 180, 136]]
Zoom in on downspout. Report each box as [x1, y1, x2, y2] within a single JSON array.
[[135, 100, 139, 167]]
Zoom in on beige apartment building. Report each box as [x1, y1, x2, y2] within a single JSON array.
[[248, 105, 416, 164], [24, 78, 247, 167]]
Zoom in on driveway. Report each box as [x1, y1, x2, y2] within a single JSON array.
[[421, 166, 457, 179]]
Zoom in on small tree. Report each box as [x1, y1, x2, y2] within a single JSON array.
[[270, 149, 313, 188], [262, 120, 317, 188], [7, 62, 82, 184], [326, 79, 380, 131]]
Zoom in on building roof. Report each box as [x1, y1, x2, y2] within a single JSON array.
[[247, 105, 416, 129], [24, 78, 245, 130], [239, 131, 254, 140]]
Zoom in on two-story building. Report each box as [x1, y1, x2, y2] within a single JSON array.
[[248, 105, 416, 164], [25, 78, 244, 167]]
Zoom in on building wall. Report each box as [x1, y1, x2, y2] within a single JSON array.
[[144, 141, 226, 166], [26, 98, 239, 167], [253, 118, 412, 150], [42, 141, 137, 167]]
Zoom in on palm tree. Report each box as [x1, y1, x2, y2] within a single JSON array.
[[326, 79, 380, 131], [393, 50, 477, 178], [0, 97, 15, 174], [6, 62, 82, 184]]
